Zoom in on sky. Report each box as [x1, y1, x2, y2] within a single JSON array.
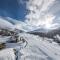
[[0, 0, 28, 20], [0, 0, 60, 30], [25, 0, 60, 29]]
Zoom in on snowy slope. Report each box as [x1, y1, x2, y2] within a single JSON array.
[[0, 32, 60, 60], [15, 33, 60, 60], [17, 34, 60, 60], [0, 18, 14, 30], [0, 48, 15, 60], [0, 36, 11, 43]]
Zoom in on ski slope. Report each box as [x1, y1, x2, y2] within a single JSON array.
[[16, 33, 60, 60], [0, 33, 60, 60]]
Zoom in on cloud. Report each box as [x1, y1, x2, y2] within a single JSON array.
[[25, 0, 60, 29], [48, 0, 60, 14]]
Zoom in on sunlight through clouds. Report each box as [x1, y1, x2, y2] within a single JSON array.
[[25, 0, 60, 30]]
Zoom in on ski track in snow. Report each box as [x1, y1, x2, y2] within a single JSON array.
[[0, 33, 60, 60], [16, 33, 60, 60]]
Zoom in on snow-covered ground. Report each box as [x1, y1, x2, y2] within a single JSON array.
[[17, 33, 60, 60], [0, 18, 60, 60], [0, 48, 15, 60], [0, 32, 60, 60]]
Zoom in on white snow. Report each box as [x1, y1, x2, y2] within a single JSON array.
[[0, 48, 15, 60], [0, 36, 11, 43], [0, 32, 60, 60], [54, 34, 60, 41], [17, 33, 60, 60]]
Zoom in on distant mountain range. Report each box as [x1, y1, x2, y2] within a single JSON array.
[[28, 28, 60, 38], [0, 17, 60, 39]]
